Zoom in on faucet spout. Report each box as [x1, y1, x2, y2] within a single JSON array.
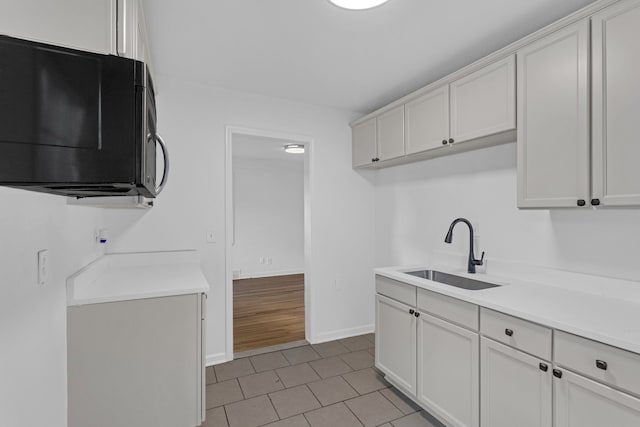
[[444, 218, 485, 274]]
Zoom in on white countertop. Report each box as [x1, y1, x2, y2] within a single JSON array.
[[375, 264, 640, 355], [67, 250, 210, 306]]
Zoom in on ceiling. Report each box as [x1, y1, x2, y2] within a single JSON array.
[[142, 0, 596, 114], [233, 134, 306, 162]]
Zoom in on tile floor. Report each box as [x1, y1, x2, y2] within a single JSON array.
[[203, 334, 444, 427]]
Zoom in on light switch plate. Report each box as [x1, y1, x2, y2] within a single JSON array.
[[37, 250, 49, 285], [206, 231, 216, 243]]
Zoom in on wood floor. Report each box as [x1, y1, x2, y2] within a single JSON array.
[[233, 274, 305, 353]]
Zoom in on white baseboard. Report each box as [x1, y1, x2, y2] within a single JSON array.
[[206, 352, 228, 366], [311, 324, 375, 344], [235, 269, 304, 280]]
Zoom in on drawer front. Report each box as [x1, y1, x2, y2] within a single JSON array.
[[480, 308, 552, 360], [417, 287, 479, 331], [376, 275, 417, 307], [555, 331, 640, 397]]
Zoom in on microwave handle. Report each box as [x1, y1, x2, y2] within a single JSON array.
[[154, 133, 170, 195]]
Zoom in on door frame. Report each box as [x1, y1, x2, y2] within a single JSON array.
[[224, 126, 313, 360]]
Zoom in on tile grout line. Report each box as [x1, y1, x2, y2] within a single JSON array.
[[236, 377, 247, 400], [223, 406, 231, 427], [245, 353, 258, 372], [265, 391, 282, 421], [306, 358, 323, 379], [377, 389, 418, 422], [305, 378, 326, 407], [302, 383, 322, 411], [342, 398, 367, 427]]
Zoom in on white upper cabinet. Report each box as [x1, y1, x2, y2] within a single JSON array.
[[450, 55, 516, 144], [591, 0, 640, 207], [517, 20, 590, 208], [352, 106, 404, 167], [118, 0, 154, 74], [352, 117, 377, 168], [353, 52, 516, 168], [0, 0, 116, 54], [405, 85, 450, 154], [0, 0, 154, 80], [377, 105, 405, 161]]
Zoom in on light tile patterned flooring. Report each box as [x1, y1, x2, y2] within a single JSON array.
[[204, 334, 444, 427]]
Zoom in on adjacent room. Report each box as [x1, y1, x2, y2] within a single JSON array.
[[2, 1, 640, 427], [231, 133, 307, 354]]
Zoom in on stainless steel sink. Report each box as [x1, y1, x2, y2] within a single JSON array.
[[404, 270, 500, 291]]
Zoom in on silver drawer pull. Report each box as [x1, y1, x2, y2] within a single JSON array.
[[596, 360, 608, 370]]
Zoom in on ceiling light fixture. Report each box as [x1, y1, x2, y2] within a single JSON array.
[[284, 144, 305, 154], [328, 0, 390, 10]]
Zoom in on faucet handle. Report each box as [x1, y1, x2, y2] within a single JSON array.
[[473, 251, 485, 266]]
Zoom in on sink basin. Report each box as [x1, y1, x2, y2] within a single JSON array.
[[404, 270, 500, 291]]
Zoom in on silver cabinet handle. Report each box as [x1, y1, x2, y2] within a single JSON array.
[[151, 133, 170, 195]]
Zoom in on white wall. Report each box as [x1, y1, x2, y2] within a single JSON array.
[[0, 189, 104, 427], [375, 142, 640, 282], [104, 75, 377, 361], [232, 155, 304, 278]]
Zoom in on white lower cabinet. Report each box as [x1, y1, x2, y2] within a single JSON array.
[[68, 293, 206, 427], [375, 294, 417, 395], [554, 368, 640, 427], [481, 337, 552, 427], [375, 274, 640, 427], [417, 313, 479, 427]]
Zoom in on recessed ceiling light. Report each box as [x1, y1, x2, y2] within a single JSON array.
[[328, 0, 391, 10], [284, 144, 305, 154]]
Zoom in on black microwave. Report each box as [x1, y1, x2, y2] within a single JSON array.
[[0, 35, 168, 198]]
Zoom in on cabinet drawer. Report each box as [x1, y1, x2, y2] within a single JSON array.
[[555, 331, 640, 397], [480, 308, 552, 360], [376, 275, 416, 307], [417, 288, 478, 331]]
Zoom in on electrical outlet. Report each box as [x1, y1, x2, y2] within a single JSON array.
[[37, 250, 49, 285], [267, 257, 272, 265]]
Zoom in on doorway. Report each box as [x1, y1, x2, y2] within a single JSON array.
[[225, 127, 312, 359]]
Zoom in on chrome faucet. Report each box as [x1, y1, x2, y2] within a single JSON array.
[[444, 218, 485, 274]]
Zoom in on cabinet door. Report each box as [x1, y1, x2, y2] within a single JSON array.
[[417, 313, 479, 427], [517, 20, 590, 208], [592, 0, 640, 206], [405, 86, 450, 154], [377, 105, 405, 161], [450, 55, 516, 144], [0, 0, 116, 54], [481, 338, 552, 427], [375, 294, 416, 395], [555, 369, 640, 427], [68, 294, 200, 427], [352, 117, 377, 167]]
